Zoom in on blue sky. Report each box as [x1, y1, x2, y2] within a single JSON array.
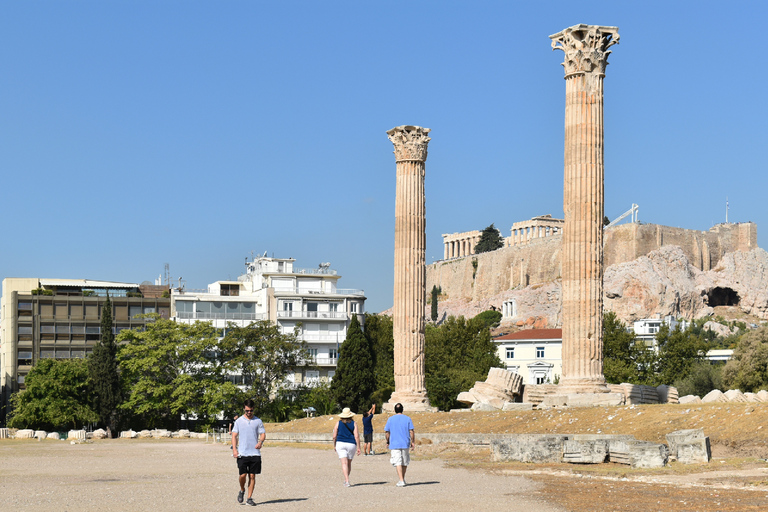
[[1, 2, 766, 313]]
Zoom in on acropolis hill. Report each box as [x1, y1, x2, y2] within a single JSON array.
[[427, 220, 765, 329]]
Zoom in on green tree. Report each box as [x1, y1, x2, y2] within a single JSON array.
[[722, 325, 768, 392], [473, 309, 502, 329], [330, 315, 375, 412], [365, 313, 394, 408], [474, 224, 504, 254], [602, 312, 657, 384], [674, 360, 723, 397], [220, 320, 309, 416], [425, 314, 502, 411], [88, 295, 122, 432], [118, 317, 238, 429], [656, 324, 708, 386], [8, 358, 97, 430], [430, 285, 441, 322]]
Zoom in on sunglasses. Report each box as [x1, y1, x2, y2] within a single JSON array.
[[244, 408, 254, 413]]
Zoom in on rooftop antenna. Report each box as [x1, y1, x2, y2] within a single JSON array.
[[726, 197, 729, 223], [164, 263, 171, 288]]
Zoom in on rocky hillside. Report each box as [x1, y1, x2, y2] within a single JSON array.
[[429, 246, 768, 330]]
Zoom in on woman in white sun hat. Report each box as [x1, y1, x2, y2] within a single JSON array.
[[332, 407, 361, 487]]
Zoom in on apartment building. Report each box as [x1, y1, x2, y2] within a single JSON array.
[[1, 277, 170, 423], [171, 254, 366, 385]]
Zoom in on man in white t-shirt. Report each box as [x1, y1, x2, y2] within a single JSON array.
[[232, 399, 266, 506]]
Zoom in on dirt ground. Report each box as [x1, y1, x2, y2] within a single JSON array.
[[267, 402, 768, 511]]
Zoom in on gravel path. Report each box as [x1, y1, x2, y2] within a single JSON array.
[[0, 440, 564, 512]]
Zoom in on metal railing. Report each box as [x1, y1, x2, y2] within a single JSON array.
[[276, 311, 348, 319], [175, 312, 266, 321]]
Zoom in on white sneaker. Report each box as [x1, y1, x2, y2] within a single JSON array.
[[396, 481, 405, 487]]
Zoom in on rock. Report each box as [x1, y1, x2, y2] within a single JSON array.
[[92, 429, 108, 439], [151, 429, 171, 438], [138, 430, 152, 438], [176, 429, 191, 438], [46, 432, 60, 440], [724, 389, 748, 403], [15, 429, 34, 439], [34, 430, 47, 439], [120, 430, 137, 439], [703, 321, 736, 338], [702, 389, 728, 403], [678, 394, 702, 404], [456, 391, 478, 405]]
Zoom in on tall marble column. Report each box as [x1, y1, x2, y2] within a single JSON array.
[[550, 24, 619, 393], [385, 125, 435, 411]]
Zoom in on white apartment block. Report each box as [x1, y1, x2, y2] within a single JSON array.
[[171, 255, 365, 385], [632, 316, 689, 350]]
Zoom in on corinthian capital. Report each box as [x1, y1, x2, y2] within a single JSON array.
[[387, 125, 431, 162], [550, 24, 619, 78]]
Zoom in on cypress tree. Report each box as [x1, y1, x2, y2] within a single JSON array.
[[474, 224, 504, 253], [330, 315, 375, 412], [89, 295, 122, 432]]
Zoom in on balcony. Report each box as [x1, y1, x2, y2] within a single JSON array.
[[277, 311, 349, 319], [301, 357, 338, 366], [175, 312, 266, 321], [272, 287, 365, 296]]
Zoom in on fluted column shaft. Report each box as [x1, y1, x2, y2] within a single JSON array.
[[551, 24, 619, 393], [386, 125, 434, 411]]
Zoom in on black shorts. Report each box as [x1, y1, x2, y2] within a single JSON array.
[[237, 455, 262, 475], [364, 433, 373, 443]]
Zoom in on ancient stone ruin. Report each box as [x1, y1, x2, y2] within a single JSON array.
[[385, 125, 436, 412]]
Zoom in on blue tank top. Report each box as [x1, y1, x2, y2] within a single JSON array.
[[336, 420, 356, 444]]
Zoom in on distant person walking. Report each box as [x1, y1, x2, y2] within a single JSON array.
[[362, 404, 376, 456], [384, 403, 415, 487], [332, 407, 361, 487], [232, 399, 266, 506]]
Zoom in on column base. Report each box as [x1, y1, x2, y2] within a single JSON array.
[[383, 390, 438, 413], [557, 377, 610, 395]]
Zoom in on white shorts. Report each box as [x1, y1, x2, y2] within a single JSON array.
[[390, 448, 410, 467], [335, 442, 357, 460]]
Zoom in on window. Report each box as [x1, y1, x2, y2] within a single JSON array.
[[329, 303, 339, 312], [350, 302, 358, 313], [536, 346, 545, 358], [307, 303, 318, 312], [283, 302, 293, 311], [18, 351, 33, 366], [305, 370, 320, 382], [505, 347, 515, 359], [307, 348, 318, 359], [535, 375, 547, 385], [329, 349, 338, 360]]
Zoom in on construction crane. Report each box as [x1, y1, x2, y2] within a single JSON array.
[[606, 204, 639, 228]]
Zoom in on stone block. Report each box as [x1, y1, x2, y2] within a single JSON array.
[[0, 428, 10, 439], [471, 402, 498, 412], [665, 429, 703, 458], [702, 389, 727, 403], [177, 429, 191, 438], [724, 389, 748, 403], [562, 439, 608, 464], [34, 430, 47, 439], [757, 390, 768, 402], [456, 391, 478, 405], [744, 392, 761, 403], [151, 429, 172, 438], [16, 429, 34, 439], [656, 385, 679, 404], [92, 429, 107, 439], [677, 438, 711, 464], [449, 408, 473, 413], [678, 395, 702, 404], [46, 432, 60, 440], [120, 430, 137, 439], [540, 394, 569, 407], [609, 440, 668, 468], [67, 430, 86, 440], [490, 434, 568, 463], [138, 430, 152, 438], [502, 402, 534, 411]]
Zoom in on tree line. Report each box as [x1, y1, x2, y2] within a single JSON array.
[[7, 301, 503, 431]]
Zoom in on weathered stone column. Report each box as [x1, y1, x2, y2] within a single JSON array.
[[550, 24, 619, 394], [385, 125, 436, 411]]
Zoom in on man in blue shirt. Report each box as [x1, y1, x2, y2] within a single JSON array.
[[384, 403, 415, 487], [232, 399, 266, 506]]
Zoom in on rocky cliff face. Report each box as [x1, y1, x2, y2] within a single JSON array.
[[429, 246, 768, 329]]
